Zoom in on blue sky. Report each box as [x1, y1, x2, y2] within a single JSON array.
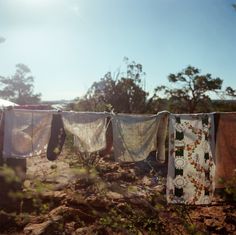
[[0, 0, 236, 101]]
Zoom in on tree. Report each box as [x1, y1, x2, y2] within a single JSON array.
[[0, 64, 41, 104], [75, 58, 148, 113], [225, 86, 236, 97], [153, 66, 223, 113]]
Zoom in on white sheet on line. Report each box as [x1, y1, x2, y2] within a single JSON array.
[[111, 112, 168, 162], [62, 112, 109, 153], [3, 109, 53, 158]]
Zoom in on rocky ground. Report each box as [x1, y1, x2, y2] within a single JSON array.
[[0, 150, 235, 235]]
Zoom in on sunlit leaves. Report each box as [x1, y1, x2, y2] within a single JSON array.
[[0, 64, 41, 104], [75, 58, 148, 113], [155, 66, 223, 113]]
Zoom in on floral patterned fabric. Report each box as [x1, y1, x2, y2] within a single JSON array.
[[167, 114, 215, 205]]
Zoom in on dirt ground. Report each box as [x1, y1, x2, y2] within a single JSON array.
[[0, 150, 235, 235]]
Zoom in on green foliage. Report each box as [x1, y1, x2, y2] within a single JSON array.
[[153, 66, 223, 113], [98, 205, 164, 234], [72, 61, 236, 113], [225, 86, 236, 97], [212, 100, 236, 112], [222, 173, 236, 201], [0, 64, 41, 104], [74, 58, 148, 113], [0, 165, 20, 184]]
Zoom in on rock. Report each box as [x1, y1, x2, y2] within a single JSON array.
[[24, 216, 61, 235], [204, 218, 225, 228], [86, 195, 110, 209], [24, 221, 52, 235], [225, 223, 236, 234], [64, 221, 76, 234], [73, 225, 95, 235], [125, 185, 148, 198], [120, 172, 136, 182], [49, 205, 95, 223], [41, 190, 67, 202], [105, 172, 123, 181], [106, 191, 124, 200], [152, 185, 164, 193], [226, 212, 236, 224], [141, 176, 152, 186]]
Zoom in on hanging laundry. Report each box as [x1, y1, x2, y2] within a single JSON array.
[[156, 111, 169, 163], [47, 113, 66, 161], [0, 111, 4, 165], [214, 112, 236, 188], [99, 116, 113, 157], [3, 109, 54, 159], [62, 112, 109, 153], [167, 113, 215, 205], [111, 112, 168, 162]]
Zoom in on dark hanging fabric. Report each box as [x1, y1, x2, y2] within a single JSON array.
[[214, 112, 236, 188], [213, 113, 220, 144], [47, 113, 66, 161]]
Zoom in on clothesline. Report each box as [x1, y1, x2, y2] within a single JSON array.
[[0, 109, 235, 205]]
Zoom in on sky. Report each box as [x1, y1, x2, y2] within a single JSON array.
[[0, 0, 236, 101]]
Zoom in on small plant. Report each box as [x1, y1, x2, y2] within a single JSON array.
[[223, 172, 236, 201], [0, 164, 20, 184]]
